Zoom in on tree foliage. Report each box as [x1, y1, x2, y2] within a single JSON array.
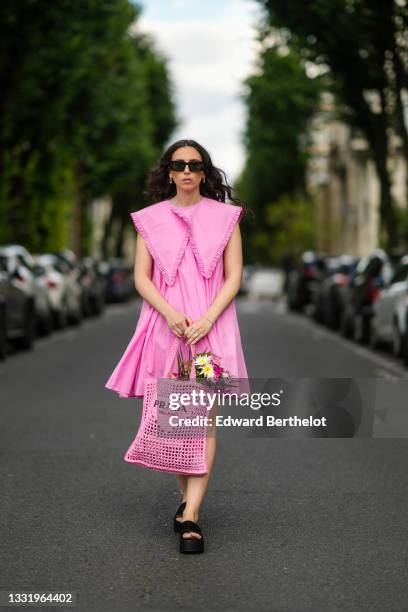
[[0, 0, 177, 254], [258, 0, 408, 248], [236, 42, 321, 264]]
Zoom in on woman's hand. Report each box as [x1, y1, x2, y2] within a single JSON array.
[[165, 308, 192, 338], [184, 315, 215, 345]]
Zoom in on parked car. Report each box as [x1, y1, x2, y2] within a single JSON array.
[[312, 256, 341, 323], [247, 267, 284, 299], [402, 307, 408, 367], [105, 258, 134, 302], [33, 254, 83, 328], [77, 256, 107, 316], [0, 244, 53, 338], [0, 246, 39, 350], [0, 255, 8, 359], [339, 249, 395, 344], [314, 255, 359, 328], [30, 260, 54, 335], [50, 250, 83, 323], [287, 251, 327, 311], [370, 255, 408, 359]]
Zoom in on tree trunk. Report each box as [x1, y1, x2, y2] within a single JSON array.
[[391, 36, 408, 248]]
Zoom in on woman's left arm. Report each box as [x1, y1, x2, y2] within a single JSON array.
[[184, 223, 243, 345]]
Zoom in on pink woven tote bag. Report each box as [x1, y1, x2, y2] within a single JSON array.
[[124, 336, 210, 475]]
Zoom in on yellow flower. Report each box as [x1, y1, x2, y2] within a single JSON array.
[[201, 363, 215, 378]]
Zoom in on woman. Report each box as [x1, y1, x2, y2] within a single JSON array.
[[105, 138, 249, 553]]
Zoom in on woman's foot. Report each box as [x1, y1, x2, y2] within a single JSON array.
[[179, 519, 204, 553], [181, 510, 202, 539]]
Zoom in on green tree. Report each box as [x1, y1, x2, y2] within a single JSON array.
[[0, 0, 177, 255], [100, 31, 179, 257], [236, 43, 321, 264], [258, 0, 408, 248]]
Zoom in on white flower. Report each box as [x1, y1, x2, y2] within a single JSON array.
[[194, 354, 212, 367]]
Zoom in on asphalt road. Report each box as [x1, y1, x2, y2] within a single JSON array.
[[1, 296, 408, 612]]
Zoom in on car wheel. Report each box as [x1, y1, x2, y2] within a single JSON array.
[[322, 300, 331, 328], [18, 300, 35, 350], [287, 297, 297, 312], [39, 311, 53, 336], [90, 294, 100, 316], [55, 297, 69, 329], [354, 313, 370, 344], [81, 293, 92, 317], [353, 314, 362, 343], [391, 319, 403, 358], [326, 309, 337, 330], [93, 294, 105, 316], [340, 309, 353, 338], [402, 325, 408, 367], [369, 319, 381, 350], [0, 303, 7, 360], [70, 306, 83, 326], [313, 301, 322, 322]]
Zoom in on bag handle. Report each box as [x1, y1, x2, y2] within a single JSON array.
[[162, 335, 197, 379]]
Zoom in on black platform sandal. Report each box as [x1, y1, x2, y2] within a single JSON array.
[[179, 520, 204, 554], [173, 501, 186, 533]]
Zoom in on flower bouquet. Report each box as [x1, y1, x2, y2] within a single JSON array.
[[171, 345, 238, 391]]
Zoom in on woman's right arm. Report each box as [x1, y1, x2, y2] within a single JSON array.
[[134, 233, 191, 337]]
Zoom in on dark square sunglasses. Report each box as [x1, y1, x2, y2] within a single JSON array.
[[168, 160, 205, 172]]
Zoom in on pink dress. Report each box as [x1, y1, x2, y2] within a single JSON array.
[[105, 196, 249, 398]]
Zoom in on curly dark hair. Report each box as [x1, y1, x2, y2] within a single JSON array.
[[143, 139, 247, 219]]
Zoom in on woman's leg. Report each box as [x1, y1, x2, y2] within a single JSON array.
[[176, 475, 188, 501], [180, 403, 218, 539]]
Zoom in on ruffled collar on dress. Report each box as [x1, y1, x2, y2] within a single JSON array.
[[130, 197, 243, 285]]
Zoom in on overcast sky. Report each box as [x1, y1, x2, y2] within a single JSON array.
[[133, 0, 264, 183]]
